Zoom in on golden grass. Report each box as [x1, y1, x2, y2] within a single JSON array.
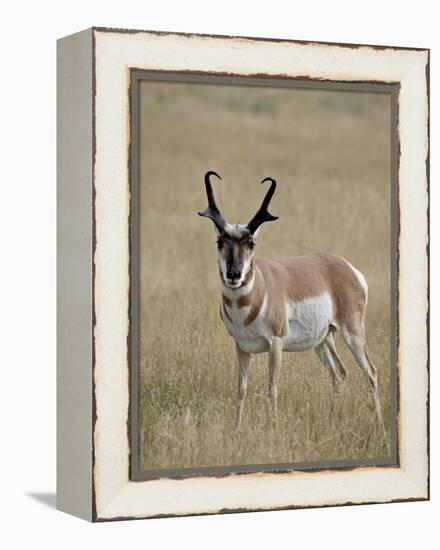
[[138, 82, 392, 470]]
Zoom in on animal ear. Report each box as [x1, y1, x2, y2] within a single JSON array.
[[212, 224, 222, 236], [252, 227, 261, 239]]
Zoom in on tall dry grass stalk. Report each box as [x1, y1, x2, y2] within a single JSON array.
[[139, 82, 392, 470]]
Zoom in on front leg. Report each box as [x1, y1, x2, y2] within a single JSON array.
[[235, 343, 251, 428], [269, 336, 283, 426]]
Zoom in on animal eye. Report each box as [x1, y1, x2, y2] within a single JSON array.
[[216, 238, 223, 250], [249, 240, 256, 249]]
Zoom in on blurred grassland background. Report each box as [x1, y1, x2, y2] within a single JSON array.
[[139, 81, 392, 470]]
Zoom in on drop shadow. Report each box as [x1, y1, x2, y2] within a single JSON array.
[[27, 492, 57, 509]]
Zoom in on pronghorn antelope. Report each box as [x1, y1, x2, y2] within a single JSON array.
[[198, 171, 383, 429]]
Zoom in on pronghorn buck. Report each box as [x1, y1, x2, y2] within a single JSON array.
[[198, 171, 383, 429]]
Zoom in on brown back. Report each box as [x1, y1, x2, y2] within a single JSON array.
[[256, 253, 366, 335]]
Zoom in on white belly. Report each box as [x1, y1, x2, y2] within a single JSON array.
[[221, 292, 333, 354], [282, 293, 333, 351]]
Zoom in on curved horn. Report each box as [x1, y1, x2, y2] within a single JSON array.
[[198, 171, 226, 232], [247, 177, 279, 234]]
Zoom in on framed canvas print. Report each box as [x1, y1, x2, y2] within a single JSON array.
[[57, 27, 429, 522]]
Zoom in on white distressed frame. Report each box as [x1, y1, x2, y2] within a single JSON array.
[[91, 29, 429, 520]]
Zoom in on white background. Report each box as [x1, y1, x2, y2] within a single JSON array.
[[0, 1, 437, 548]]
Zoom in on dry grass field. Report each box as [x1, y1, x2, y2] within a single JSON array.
[[138, 81, 392, 470]]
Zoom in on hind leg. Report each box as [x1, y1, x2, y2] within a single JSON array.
[[326, 328, 348, 387], [339, 324, 384, 430], [315, 332, 346, 394]]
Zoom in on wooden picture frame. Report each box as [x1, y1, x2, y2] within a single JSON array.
[[57, 27, 429, 522]]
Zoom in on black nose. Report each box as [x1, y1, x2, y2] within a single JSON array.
[[227, 269, 241, 281]]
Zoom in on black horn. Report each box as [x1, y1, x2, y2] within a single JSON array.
[[198, 171, 226, 232], [247, 177, 279, 234]]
